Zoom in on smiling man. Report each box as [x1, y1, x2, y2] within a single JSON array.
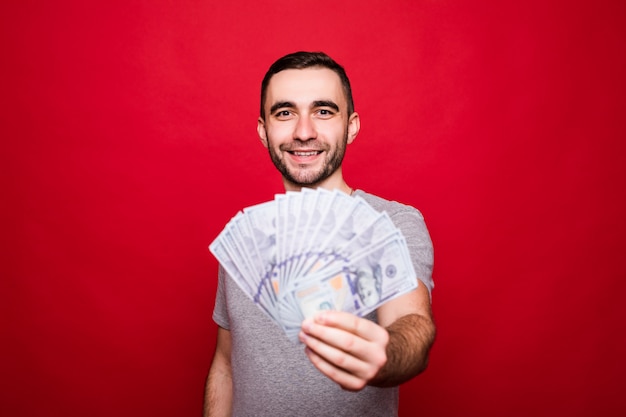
[[204, 52, 435, 417], [258, 65, 359, 192]]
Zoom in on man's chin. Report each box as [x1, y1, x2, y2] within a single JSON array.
[[283, 170, 327, 188], [286, 177, 323, 188], [280, 163, 312, 178]]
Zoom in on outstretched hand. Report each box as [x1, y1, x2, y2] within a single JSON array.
[[298, 311, 389, 391]]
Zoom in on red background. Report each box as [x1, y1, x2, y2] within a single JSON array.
[[3, 1, 625, 416]]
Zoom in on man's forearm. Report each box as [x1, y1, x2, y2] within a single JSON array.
[[369, 313, 436, 387], [203, 364, 232, 417]]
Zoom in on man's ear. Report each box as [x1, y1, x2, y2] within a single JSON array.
[[347, 112, 360, 145], [257, 117, 268, 148]]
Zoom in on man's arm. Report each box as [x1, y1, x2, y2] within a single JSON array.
[[298, 282, 435, 391], [204, 327, 233, 417]]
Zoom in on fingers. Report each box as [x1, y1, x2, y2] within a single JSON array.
[[301, 312, 388, 360], [304, 311, 389, 346], [303, 344, 372, 391], [299, 311, 389, 390]]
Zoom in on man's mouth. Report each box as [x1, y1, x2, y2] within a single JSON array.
[[289, 150, 323, 157]]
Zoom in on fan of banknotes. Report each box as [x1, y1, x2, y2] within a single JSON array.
[[209, 188, 418, 342]]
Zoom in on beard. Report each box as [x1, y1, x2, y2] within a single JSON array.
[[267, 130, 349, 188]]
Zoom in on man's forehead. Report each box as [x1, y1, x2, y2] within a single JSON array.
[[265, 67, 345, 106]]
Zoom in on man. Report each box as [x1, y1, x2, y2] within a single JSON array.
[[204, 51, 435, 417]]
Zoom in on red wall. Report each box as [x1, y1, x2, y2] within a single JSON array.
[[3, 1, 625, 416]]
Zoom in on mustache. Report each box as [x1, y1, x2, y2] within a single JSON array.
[[280, 141, 328, 152]]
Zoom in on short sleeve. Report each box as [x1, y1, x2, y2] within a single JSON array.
[[390, 209, 434, 296], [212, 265, 230, 329]]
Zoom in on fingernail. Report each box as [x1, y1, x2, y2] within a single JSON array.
[[315, 311, 328, 323]]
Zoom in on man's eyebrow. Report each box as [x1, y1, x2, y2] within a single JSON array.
[[313, 100, 340, 112], [269, 100, 340, 115], [269, 101, 294, 114]]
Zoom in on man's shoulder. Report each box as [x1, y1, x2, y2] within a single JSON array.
[[353, 189, 425, 220]]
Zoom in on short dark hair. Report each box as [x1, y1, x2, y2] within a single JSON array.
[[259, 51, 355, 119]]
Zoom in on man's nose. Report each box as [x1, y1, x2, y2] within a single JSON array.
[[293, 115, 317, 141]]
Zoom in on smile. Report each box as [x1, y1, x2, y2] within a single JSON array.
[[289, 151, 322, 156]]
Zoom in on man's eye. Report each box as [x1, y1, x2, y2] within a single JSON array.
[[276, 110, 291, 117], [318, 109, 333, 116]]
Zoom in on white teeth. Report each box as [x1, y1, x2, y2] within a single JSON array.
[[293, 151, 318, 156]]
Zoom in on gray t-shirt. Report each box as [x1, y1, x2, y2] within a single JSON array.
[[212, 190, 434, 417]]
